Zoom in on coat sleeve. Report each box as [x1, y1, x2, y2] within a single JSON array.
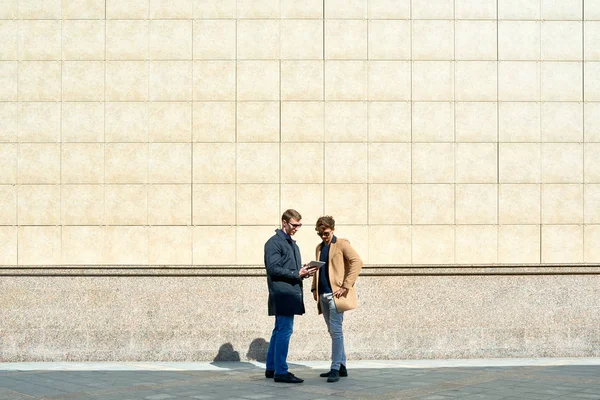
[[341, 241, 363, 289], [310, 244, 320, 292], [265, 239, 300, 280]]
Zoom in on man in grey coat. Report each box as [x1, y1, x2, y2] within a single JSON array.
[[264, 209, 315, 383]]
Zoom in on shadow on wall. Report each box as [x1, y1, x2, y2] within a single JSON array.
[[212, 338, 269, 362]]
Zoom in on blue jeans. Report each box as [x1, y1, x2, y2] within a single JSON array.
[[319, 293, 346, 370], [266, 315, 294, 375]]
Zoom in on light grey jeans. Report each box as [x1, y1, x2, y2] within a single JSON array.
[[319, 292, 346, 370]]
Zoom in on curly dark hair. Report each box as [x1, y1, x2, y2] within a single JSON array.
[[315, 215, 335, 231]]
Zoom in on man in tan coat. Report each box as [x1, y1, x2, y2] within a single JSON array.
[[311, 216, 363, 383]]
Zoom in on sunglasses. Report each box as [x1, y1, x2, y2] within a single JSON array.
[[317, 231, 331, 237], [288, 222, 302, 229]]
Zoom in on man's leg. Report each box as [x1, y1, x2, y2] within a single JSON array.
[[273, 315, 294, 375], [324, 294, 345, 371], [265, 319, 279, 373]]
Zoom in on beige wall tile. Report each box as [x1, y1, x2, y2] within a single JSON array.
[[236, 225, 273, 265], [455, 21, 496, 61], [325, 0, 366, 18], [412, 20, 453, 61], [150, 61, 192, 101], [281, 20, 323, 60], [585, 22, 600, 61], [333, 225, 368, 263], [0, 185, 16, 225], [237, 143, 279, 183], [105, 102, 148, 142], [193, 143, 235, 183], [280, 184, 324, 226], [0, 144, 17, 184], [193, 102, 235, 142], [541, 102, 583, 142], [107, 0, 149, 19], [18, 185, 60, 225], [149, 226, 192, 265], [499, 102, 540, 142], [281, 0, 323, 18], [105, 185, 147, 225], [193, 0, 235, 18], [413, 61, 453, 101], [456, 225, 498, 264], [542, 143, 583, 183], [149, 102, 192, 142], [368, 184, 411, 224], [148, 184, 191, 225], [0, 21, 17, 60], [193, 184, 235, 225], [193, 225, 236, 265], [325, 20, 367, 60], [585, 62, 600, 101], [19, 226, 61, 265], [63, 0, 105, 19], [456, 184, 497, 224], [18, 144, 60, 184], [18, 102, 60, 143], [106, 21, 148, 60], [498, 62, 540, 101], [237, 20, 279, 60], [368, 225, 411, 264], [542, 225, 583, 263], [584, 225, 600, 262], [412, 102, 454, 142], [412, 225, 454, 265], [0, 62, 17, 101], [281, 61, 323, 101], [62, 103, 104, 142], [412, 184, 454, 225], [325, 61, 367, 101], [149, 143, 191, 184], [18, 62, 61, 102], [105, 61, 148, 101], [62, 226, 104, 265], [149, 20, 192, 60], [368, 61, 411, 101], [62, 143, 104, 184], [412, 0, 453, 19], [281, 143, 323, 184], [62, 20, 105, 61], [584, 184, 600, 223], [0, 226, 17, 265], [368, 102, 411, 143], [237, 184, 279, 225], [237, 0, 279, 18], [542, 22, 582, 61], [412, 143, 454, 184], [542, 0, 582, 20], [105, 143, 148, 184], [585, 143, 600, 183], [368, 143, 411, 183], [193, 20, 236, 60], [62, 61, 105, 101], [61, 185, 104, 225], [237, 61, 279, 101], [499, 184, 541, 224], [0, 103, 18, 142], [499, 21, 540, 61], [325, 184, 367, 224], [456, 0, 496, 19], [149, 0, 192, 18], [498, 224, 540, 264], [541, 62, 583, 101], [19, 21, 61, 61], [542, 184, 583, 224], [324, 143, 367, 183], [325, 102, 367, 142], [455, 102, 497, 143], [368, 20, 411, 60], [456, 62, 497, 101], [456, 143, 497, 184], [368, 0, 410, 18], [585, 103, 600, 142], [281, 102, 324, 142], [104, 226, 148, 265], [499, 143, 541, 184], [19, 0, 60, 19]]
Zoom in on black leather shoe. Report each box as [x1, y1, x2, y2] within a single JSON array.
[[265, 370, 274, 378], [274, 372, 304, 383], [326, 369, 340, 383], [320, 364, 348, 378]]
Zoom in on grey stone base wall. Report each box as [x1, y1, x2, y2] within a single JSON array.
[[2, 273, 600, 361]]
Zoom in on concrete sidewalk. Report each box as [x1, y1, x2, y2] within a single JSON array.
[[1, 358, 600, 400]]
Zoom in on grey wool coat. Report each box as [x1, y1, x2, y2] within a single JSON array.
[[264, 229, 306, 316]]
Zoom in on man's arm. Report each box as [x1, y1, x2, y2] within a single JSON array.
[[264, 240, 301, 280], [341, 241, 363, 289]]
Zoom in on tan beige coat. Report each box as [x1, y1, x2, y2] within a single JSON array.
[[311, 237, 363, 314]]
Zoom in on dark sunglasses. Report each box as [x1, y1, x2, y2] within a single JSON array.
[[317, 231, 331, 237], [288, 222, 302, 228]]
